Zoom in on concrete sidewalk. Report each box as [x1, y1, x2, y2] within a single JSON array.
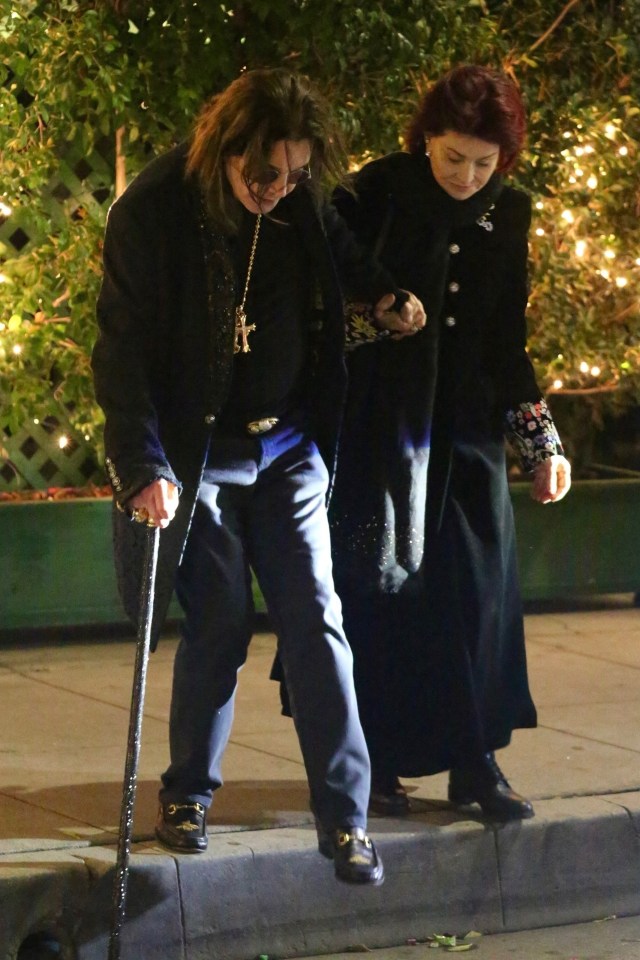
[[1, 597, 640, 959]]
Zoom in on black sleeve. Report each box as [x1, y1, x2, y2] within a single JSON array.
[[92, 195, 180, 505], [494, 190, 543, 407], [332, 161, 392, 250], [319, 197, 404, 306]]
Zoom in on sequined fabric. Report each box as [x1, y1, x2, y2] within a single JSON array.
[[505, 398, 564, 471]]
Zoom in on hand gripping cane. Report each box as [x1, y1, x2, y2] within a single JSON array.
[[108, 524, 160, 960]]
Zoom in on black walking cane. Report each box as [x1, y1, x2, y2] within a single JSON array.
[[108, 523, 160, 960]]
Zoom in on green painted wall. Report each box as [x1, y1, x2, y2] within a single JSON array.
[[1, 482, 639, 633]]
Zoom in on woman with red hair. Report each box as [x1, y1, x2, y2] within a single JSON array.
[[330, 65, 571, 820]]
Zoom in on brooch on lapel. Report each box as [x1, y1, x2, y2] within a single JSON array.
[[476, 203, 495, 232]]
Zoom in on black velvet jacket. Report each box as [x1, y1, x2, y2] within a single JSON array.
[[92, 144, 400, 642], [330, 151, 550, 590]]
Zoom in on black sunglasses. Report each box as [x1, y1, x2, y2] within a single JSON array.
[[249, 166, 312, 187]]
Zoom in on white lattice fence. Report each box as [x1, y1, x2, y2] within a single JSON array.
[[0, 413, 104, 491], [1, 67, 114, 490]]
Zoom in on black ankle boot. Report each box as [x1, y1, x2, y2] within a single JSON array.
[[448, 753, 534, 822], [369, 773, 410, 817]]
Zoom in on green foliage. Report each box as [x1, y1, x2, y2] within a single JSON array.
[[526, 109, 639, 397], [0, 0, 638, 464]]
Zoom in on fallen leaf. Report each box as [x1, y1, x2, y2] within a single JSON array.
[[432, 935, 458, 947]]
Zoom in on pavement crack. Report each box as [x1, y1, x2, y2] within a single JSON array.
[[492, 827, 506, 928], [529, 637, 640, 672], [537, 721, 640, 755]]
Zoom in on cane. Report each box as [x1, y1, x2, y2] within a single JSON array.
[[108, 523, 160, 960]]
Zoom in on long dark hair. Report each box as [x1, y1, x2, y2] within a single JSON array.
[[405, 65, 527, 173], [187, 68, 346, 230]]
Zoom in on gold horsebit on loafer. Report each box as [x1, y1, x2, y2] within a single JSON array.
[[337, 830, 373, 864], [166, 802, 205, 832]]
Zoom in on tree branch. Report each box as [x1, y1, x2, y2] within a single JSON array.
[[548, 382, 620, 395], [529, 0, 583, 53], [115, 126, 127, 199]]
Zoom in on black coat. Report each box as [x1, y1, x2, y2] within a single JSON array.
[[92, 145, 399, 646], [330, 152, 541, 776]]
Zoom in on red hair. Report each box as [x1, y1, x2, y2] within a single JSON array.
[[405, 65, 527, 173]]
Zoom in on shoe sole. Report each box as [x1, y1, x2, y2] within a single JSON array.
[[335, 867, 385, 887], [155, 828, 208, 853], [448, 797, 535, 821]]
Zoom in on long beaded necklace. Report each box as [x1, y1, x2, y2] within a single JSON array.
[[234, 214, 262, 353]]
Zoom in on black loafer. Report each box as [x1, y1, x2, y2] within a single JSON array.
[[316, 823, 385, 886], [155, 801, 208, 852], [448, 753, 534, 822], [369, 774, 410, 817]]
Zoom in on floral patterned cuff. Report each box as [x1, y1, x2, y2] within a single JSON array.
[[505, 399, 565, 472], [344, 302, 392, 350]]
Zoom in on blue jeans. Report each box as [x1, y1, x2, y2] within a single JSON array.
[[160, 419, 371, 831]]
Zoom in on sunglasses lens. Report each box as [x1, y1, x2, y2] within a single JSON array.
[[288, 168, 311, 184], [252, 167, 311, 187], [253, 169, 279, 186]]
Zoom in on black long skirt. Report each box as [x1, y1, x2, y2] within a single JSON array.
[[334, 438, 537, 778]]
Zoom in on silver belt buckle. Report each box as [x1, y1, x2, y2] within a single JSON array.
[[246, 417, 279, 435]]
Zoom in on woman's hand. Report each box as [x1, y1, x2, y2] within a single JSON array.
[[373, 290, 427, 338], [531, 455, 571, 504], [128, 478, 180, 528]]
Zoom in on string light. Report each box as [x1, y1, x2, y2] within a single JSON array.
[[12, 344, 22, 355], [58, 435, 69, 449], [0, 202, 12, 218], [531, 113, 636, 395]]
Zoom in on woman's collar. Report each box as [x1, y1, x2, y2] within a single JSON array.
[[416, 153, 504, 227]]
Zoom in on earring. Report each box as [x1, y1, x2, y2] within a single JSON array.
[[425, 138, 431, 158]]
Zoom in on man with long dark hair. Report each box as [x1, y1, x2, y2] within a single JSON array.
[[92, 67, 424, 885]]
